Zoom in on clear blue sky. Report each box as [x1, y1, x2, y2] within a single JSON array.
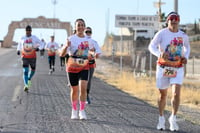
[[0, 0, 199, 46]]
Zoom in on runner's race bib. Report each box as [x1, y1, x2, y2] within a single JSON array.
[[67, 57, 89, 72], [163, 67, 177, 77]]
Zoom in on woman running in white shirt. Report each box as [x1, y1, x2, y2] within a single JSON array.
[[60, 18, 94, 120]]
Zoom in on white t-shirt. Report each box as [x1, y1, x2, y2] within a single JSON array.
[[67, 34, 94, 57], [148, 28, 190, 60], [86, 36, 102, 55], [45, 41, 59, 51], [39, 41, 46, 49], [17, 35, 42, 51]]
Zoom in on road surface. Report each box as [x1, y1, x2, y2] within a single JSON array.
[[0, 48, 200, 133]]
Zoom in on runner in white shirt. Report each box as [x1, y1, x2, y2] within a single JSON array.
[[85, 27, 102, 104], [60, 18, 94, 120], [17, 25, 42, 92], [39, 38, 46, 58], [148, 11, 190, 131], [45, 36, 59, 75]]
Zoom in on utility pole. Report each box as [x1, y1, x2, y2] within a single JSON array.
[[151, 0, 165, 78], [52, 0, 57, 36], [174, 0, 178, 13], [154, 0, 165, 23], [120, 28, 123, 74]]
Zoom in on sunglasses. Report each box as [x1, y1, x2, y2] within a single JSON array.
[[85, 30, 92, 34], [168, 15, 180, 21]]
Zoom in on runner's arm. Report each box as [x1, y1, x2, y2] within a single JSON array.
[[17, 38, 23, 55], [60, 40, 70, 57], [183, 35, 190, 59], [93, 40, 102, 58], [148, 32, 162, 58]]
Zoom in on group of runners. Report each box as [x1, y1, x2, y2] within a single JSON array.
[[17, 18, 101, 120], [17, 11, 191, 131]]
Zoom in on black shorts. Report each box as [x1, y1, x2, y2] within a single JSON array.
[[68, 70, 88, 86], [22, 58, 36, 70]]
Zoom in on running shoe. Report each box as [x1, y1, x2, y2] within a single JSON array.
[[157, 116, 165, 130], [28, 80, 32, 88], [49, 69, 53, 75], [24, 85, 29, 92], [79, 110, 87, 120], [71, 109, 78, 119], [169, 115, 179, 131]]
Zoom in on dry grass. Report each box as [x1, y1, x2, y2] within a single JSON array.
[[181, 87, 200, 105], [96, 42, 200, 124], [94, 59, 200, 109]]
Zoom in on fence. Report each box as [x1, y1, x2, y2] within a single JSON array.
[[132, 55, 200, 78], [186, 57, 200, 77]]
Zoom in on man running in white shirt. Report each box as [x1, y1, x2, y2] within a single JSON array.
[[40, 38, 46, 58], [17, 25, 42, 92], [45, 35, 59, 75], [148, 11, 190, 131]]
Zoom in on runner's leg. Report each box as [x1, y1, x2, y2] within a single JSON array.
[[52, 56, 55, 71], [87, 68, 94, 95], [28, 58, 36, 80], [158, 89, 168, 116], [48, 56, 52, 70], [23, 67, 29, 86], [22, 58, 29, 86], [171, 84, 181, 115]]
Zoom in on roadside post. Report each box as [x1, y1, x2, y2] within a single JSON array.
[[115, 15, 159, 77]]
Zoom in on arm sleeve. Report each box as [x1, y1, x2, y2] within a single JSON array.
[[55, 43, 59, 49], [17, 38, 22, 51], [33, 36, 42, 49], [93, 40, 102, 55], [148, 32, 162, 58], [45, 43, 48, 49], [183, 35, 190, 59]]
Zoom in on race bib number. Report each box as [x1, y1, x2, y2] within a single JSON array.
[[67, 57, 88, 67], [67, 57, 89, 73], [74, 58, 85, 65], [163, 67, 177, 77]]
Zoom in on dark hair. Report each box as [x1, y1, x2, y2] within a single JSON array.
[[86, 26, 92, 32], [86, 27, 92, 31], [74, 18, 86, 27], [167, 12, 179, 17], [26, 25, 32, 30]]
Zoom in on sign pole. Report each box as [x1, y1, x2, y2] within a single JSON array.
[[120, 28, 123, 74]]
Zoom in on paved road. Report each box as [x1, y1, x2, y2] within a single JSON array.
[[0, 48, 200, 133]]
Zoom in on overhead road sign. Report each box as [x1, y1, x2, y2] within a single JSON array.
[[115, 15, 159, 30]]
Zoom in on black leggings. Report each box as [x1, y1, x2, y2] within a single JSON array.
[[87, 68, 94, 94], [60, 57, 65, 67], [48, 56, 55, 69]]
